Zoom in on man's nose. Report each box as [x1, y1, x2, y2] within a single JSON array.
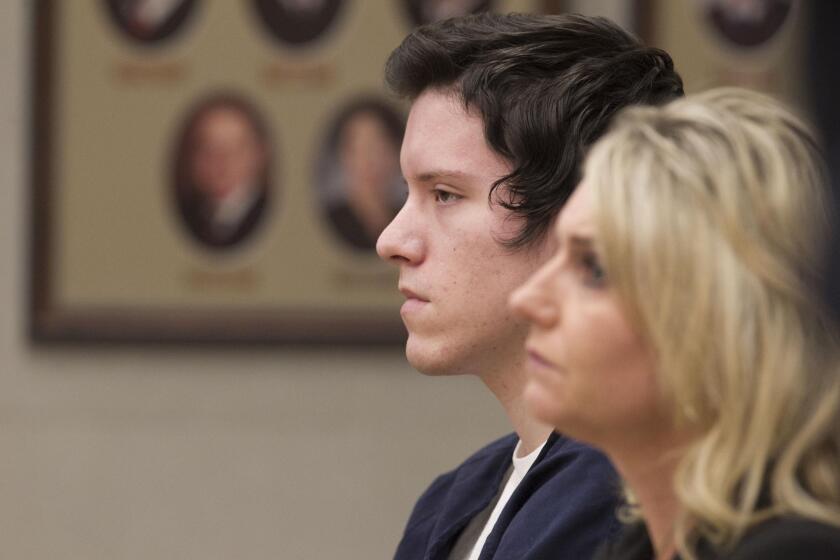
[[376, 201, 424, 265]]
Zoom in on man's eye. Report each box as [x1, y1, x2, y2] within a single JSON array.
[[433, 189, 460, 204]]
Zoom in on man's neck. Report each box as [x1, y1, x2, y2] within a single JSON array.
[[480, 366, 553, 457]]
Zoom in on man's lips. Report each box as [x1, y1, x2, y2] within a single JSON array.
[[398, 286, 429, 315], [398, 286, 429, 302]]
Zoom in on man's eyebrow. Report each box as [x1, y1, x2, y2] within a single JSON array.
[[407, 169, 471, 183]]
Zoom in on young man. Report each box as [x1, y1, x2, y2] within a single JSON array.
[[377, 13, 683, 560]]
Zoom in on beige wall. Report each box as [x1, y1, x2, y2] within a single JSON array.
[[0, 3, 509, 558]]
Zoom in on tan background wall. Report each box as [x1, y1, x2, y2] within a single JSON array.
[[0, 3, 509, 558]]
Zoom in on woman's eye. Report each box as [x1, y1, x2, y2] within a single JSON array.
[[581, 253, 607, 288], [433, 189, 460, 204]]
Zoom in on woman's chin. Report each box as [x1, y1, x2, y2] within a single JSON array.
[[523, 379, 567, 428]]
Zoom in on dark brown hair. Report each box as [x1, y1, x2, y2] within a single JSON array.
[[385, 12, 684, 247]]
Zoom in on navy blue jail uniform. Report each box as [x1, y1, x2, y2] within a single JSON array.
[[394, 431, 622, 560]]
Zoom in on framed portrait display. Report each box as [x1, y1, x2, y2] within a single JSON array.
[[31, 0, 561, 344], [641, 0, 808, 110]]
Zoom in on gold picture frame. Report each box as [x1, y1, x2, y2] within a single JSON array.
[[30, 0, 564, 344]]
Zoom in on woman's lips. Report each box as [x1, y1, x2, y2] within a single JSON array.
[[526, 348, 559, 371]]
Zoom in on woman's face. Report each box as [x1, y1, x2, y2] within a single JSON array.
[[509, 181, 665, 447]]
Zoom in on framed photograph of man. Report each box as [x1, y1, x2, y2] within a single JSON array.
[[31, 0, 589, 344], [172, 93, 274, 251]]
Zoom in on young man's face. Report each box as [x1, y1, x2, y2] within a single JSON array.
[[377, 89, 554, 377]]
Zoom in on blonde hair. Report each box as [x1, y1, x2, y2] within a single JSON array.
[[585, 87, 840, 557]]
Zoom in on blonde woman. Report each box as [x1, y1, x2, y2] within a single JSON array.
[[510, 88, 840, 559]]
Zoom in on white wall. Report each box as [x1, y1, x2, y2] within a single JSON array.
[[0, 2, 509, 558]]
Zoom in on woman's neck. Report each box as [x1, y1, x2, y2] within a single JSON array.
[[606, 429, 690, 560]]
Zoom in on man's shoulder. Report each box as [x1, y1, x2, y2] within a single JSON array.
[[497, 434, 621, 557], [394, 433, 519, 558], [396, 433, 621, 559], [459, 431, 521, 468], [537, 433, 618, 484], [409, 432, 616, 528], [414, 432, 519, 509], [544, 432, 608, 459], [416, 432, 614, 507]]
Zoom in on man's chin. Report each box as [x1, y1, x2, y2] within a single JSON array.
[[405, 336, 462, 377]]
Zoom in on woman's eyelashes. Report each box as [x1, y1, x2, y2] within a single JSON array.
[[580, 251, 607, 288]]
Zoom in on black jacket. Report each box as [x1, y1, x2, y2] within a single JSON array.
[[594, 517, 840, 560]]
